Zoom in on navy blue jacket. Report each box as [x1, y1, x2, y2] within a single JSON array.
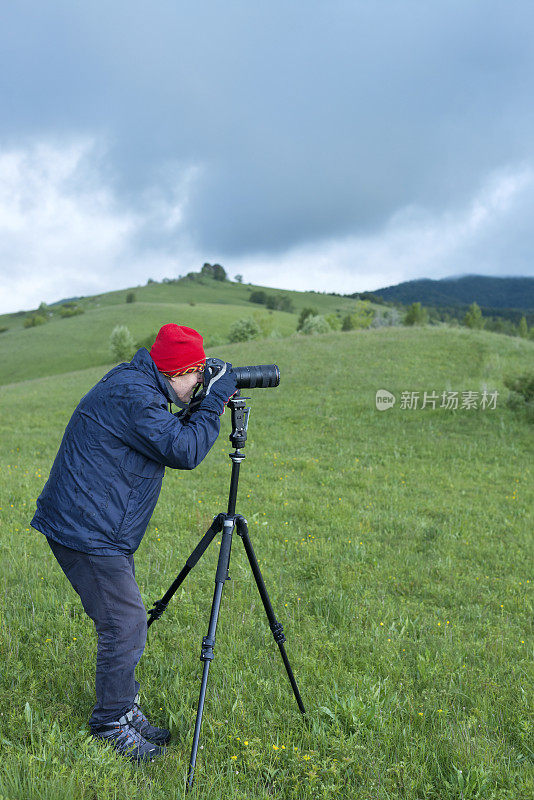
[[31, 348, 221, 555]]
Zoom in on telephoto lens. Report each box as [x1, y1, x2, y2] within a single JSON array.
[[233, 365, 280, 389]]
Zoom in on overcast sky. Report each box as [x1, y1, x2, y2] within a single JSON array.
[[1, 1, 533, 313]]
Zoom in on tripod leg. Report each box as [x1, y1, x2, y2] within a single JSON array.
[[187, 516, 235, 790], [235, 515, 306, 715], [147, 514, 224, 627]]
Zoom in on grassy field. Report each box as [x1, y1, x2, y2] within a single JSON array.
[[0, 324, 533, 800]]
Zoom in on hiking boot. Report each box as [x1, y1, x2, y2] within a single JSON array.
[[91, 712, 165, 764], [130, 694, 171, 745]]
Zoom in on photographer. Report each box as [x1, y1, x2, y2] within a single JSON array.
[[31, 324, 237, 764]]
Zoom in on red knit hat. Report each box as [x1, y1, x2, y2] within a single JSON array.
[[149, 324, 206, 377]]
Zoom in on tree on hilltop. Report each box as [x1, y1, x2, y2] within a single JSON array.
[[201, 263, 227, 281]]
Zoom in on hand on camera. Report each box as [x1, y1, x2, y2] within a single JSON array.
[[199, 360, 238, 415]]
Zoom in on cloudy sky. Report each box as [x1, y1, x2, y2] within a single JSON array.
[[1, 1, 533, 313]]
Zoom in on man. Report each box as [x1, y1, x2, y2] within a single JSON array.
[[31, 323, 237, 763]]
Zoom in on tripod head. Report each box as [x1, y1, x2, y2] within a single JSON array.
[[228, 393, 250, 450]]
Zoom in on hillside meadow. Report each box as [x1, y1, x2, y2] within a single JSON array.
[[0, 326, 532, 799], [0, 274, 364, 385]]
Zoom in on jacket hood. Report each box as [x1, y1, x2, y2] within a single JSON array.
[[130, 348, 173, 402]]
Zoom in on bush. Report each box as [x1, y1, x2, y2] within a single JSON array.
[[109, 325, 135, 361], [0, 326, 8, 334], [325, 313, 341, 331], [249, 291, 294, 312], [228, 317, 260, 343], [266, 294, 294, 312], [249, 290, 268, 305], [126, 291, 136, 303], [463, 302, 484, 329], [370, 307, 402, 327], [300, 315, 331, 335], [404, 302, 428, 326], [59, 304, 84, 318], [342, 301, 375, 330], [297, 307, 319, 331], [24, 314, 46, 328]]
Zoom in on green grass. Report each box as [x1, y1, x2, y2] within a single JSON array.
[[0, 327, 533, 799]]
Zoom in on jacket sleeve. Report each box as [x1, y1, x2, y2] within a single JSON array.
[[120, 395, 221, 470]]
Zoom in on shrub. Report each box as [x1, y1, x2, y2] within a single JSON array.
[[300, 314, 331, 335], [266, 294, 294, 312], [342, 301, 375, 330], [518, 316, 529, 338], [463, 302, 484, 329], [276, 295, 294, 313], [229, 317, 260, 343], [126, 291, 136, 303], [371, 307, 402, 327], [325, 313, 341, 330], [404, 302, 428, 326], [59, 304, 84, 318], [24, 314, 46, 328], [0, 326, 8, 334], [110, 325, 135, 361], [297, 307, 319, 331], [249, 290, 268, 305]]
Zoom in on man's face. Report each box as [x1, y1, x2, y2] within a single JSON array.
[[168, 371, 203, 403]]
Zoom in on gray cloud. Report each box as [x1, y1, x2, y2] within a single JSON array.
[[1, 1, 533, 311]]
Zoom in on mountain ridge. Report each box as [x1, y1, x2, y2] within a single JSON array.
[[368, 275, 534, 310]]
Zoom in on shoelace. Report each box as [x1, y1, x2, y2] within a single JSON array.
[[101, 720, 148, 752], [131, 703, 150, 728]]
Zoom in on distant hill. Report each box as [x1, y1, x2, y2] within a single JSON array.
[[369, 275, 534, 310]]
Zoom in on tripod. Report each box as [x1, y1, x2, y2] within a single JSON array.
[[147, 395, 306, 789]]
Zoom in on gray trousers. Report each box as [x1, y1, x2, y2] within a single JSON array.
[[46, 537, 147, 729]]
